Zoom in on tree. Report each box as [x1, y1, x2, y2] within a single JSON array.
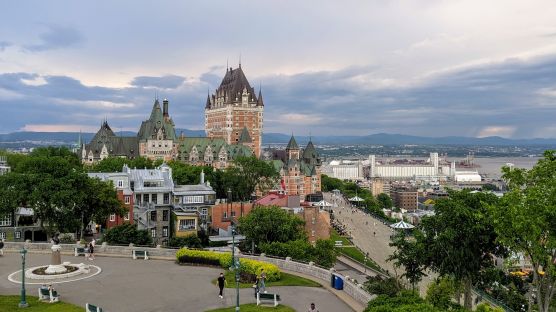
[[313, 239, 337, 268], [103, 223, 152, 245], [415, 190, 505, 310], [426, 277, 457, 310], [388, 232, 427, 292], [224, 156, 279, 201], [238, 206, 305, 247], [88, 156, 155, 172], [489, 150, 556, 312], [321, 174, 343, 192], [377, 193, 393, 209]]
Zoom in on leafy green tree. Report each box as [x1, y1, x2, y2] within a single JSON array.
[[313, 239, 337, 268], [103, 223, 153, 245], [377, 193, 393, 209], [416, 190, 505, 310], [88, 156, 155, 172], [426, 277, 457, 310], [489, 150, 556, 312], [322, 174, 343, 192], [0, 173, 31, 220], [238, 206, 305, 246], [363, 275, 403, 297], [224, 156, 279, 201], [388, 232, 427, 292], [169, 235, 203, 248]]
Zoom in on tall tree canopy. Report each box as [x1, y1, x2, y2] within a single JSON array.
[[238, 206, 305, 246], [489, 150, 556, 312], [223, 156, 279, 201], [390, 190, 504, 310]]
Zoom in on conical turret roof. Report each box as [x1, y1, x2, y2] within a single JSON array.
[[286, 135, 299, 150], [238, 127, 252, 143]]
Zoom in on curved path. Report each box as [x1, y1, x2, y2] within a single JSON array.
[[0, 253, 352, 312]]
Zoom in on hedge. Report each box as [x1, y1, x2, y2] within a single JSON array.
[[176, 248, 280, 282]]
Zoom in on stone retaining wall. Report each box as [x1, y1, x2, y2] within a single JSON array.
[[4, 242, 374, 306]]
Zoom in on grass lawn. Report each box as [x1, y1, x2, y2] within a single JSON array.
[[337, 246, 382, 272], [0, 295, 84, 312], [330, 228, 352, 246], [216, 271, 321, 289], [206, 303, 295, 312]]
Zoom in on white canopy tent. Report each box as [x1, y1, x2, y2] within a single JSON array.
[[315, 200, 332, 207], [389, 220, 415, 230], [348, 196, 364, 202]]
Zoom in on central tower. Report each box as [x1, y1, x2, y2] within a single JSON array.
[[204, 65, 264, 158]]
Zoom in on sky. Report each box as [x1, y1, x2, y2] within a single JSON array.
[[1, 1, 556, 138]]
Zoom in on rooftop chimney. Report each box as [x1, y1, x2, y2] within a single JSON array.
[[200, 170, 205, 185], [163, 99, 169, 117]]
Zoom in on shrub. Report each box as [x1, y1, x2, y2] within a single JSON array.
[[364, 275, 402, 297], [426, 277, 456, 309], [169, 235, 202, 248], [175, 248, 280, 281], [103, 223, 152, 246], [59, 233, 76, 244], [476, 303, 504, 312], [259, 239, 337, 268]]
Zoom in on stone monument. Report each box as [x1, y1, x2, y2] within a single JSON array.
[[45, 233, 67, 274]]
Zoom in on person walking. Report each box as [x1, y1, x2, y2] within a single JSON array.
[[0, 238, 4, 256], [216, 272, 227, 298], [88, 240, 95, 260], [308, 302, 319, 312], [259, 269, 267, 293]]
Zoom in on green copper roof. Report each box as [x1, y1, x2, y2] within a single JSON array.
[[238, 127, 252, 143], [286, 135, 299, 150], [137, 99, 177, 141]]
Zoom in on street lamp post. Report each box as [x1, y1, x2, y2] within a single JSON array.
[[19, 248, 28, 308], [228, 188, 240, 311]]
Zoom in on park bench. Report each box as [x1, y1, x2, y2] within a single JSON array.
[[86, 303, 104, 312], [132, 249, 149, 260], [256, 292, 281, 307], [74, 247, 87, 257], [38, 287, 60, 303]]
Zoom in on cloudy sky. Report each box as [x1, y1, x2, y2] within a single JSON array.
[[1, 1, 556, 138]]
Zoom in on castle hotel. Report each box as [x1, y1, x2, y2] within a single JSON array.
[[80, 65, 321, 198]]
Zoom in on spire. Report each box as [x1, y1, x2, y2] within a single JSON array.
[[77, 130, 82, 147], [239, 53, 241, 68], [286, 134, 299, 150], [205, 90, 211, 109], [257, 86, 264, 106]]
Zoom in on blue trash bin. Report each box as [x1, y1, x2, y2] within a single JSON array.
[[333, 274, 344, 290]]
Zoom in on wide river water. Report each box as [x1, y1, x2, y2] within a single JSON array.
[[448, 157, 540, 178]]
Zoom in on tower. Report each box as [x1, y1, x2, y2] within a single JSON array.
[[204, 65, 264, 157]]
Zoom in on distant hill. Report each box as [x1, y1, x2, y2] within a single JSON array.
[[0, 130, 555, 147]]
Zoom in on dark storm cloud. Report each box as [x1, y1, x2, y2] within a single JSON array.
[[23, 25, 83, 52], [130, 75, 186, 89]]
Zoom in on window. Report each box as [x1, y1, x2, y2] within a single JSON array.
[[15, 231, 21, 239], [124, 213, 130, 221], [311, 230, 315, 237], [143, 194, 149, 203], [163, 193, 170, 204], [179, 219, 196, 231], [117, 180, 124, 188], [162, 210, 168, 221], [231, 211, 236, 217], [0, 214, 11, 226], [152, 194, 157, 204], [124, 196, 130, 204], [201, 208, 208, 216], [150, 211, 157, 221], [185, 195, 204, 204], [0, 232, 5, 239], [312, 217, 316, 225], [151, 228, 156, 238], [223, 211, 227, 219], [109, 214, 116, 222], [162, 226, 168, 237]]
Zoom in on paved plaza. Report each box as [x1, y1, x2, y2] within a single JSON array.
[[0, 252, 353, 312]]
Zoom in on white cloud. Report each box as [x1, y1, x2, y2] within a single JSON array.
[[477, 126, 516, 138], [21, 124, 99, 132]]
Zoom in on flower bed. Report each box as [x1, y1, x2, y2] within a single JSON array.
[[176, 248, 280, 282]]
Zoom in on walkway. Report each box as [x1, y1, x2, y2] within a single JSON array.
[[0, 252, 353, 312], [325, 192, 397, 275]]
